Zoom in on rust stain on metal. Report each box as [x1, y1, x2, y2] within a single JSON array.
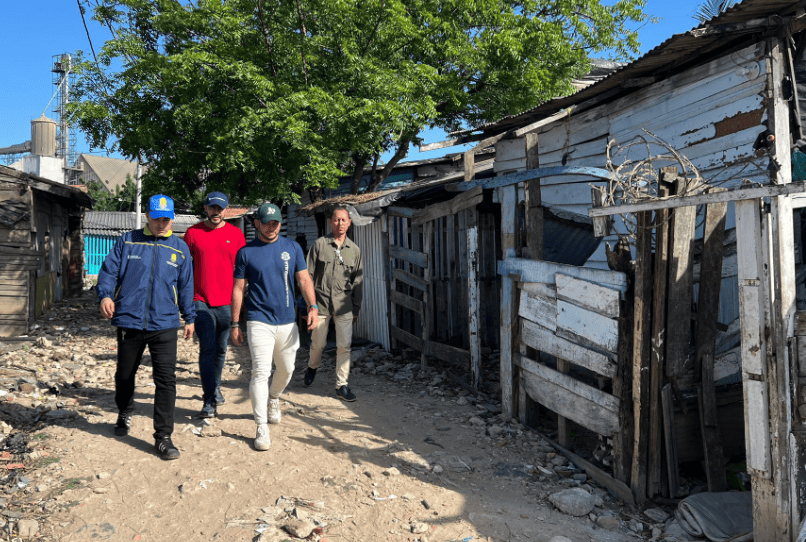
[[714, 108, 765, 138]]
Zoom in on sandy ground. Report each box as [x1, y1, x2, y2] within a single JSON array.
[[2, 293, 648, 542]]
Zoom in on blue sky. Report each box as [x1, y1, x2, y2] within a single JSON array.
[[1, 0, 708, 165]]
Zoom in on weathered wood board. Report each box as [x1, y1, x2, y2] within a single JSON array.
[[498, 258, 627, 292], [518, 289, 557, 331], [556, 300, 618, 354], [389, 245, 427, 268], [520, 319, 617, 378], [555, 273, 620, 318], [518, 354, 619, 437]]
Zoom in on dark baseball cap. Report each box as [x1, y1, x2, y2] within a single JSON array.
[[256, 203, 282, 224], [148, 194, 174, 219], [205, 191, 228, 209]]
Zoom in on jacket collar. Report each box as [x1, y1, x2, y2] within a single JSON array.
[[143, 225, 173, 238]]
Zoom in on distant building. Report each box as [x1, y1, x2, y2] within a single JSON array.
[[72, 154, 140, 194]]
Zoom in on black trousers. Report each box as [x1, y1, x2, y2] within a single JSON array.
[[115, 327, 178, 439]]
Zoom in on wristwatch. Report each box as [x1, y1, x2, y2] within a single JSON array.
[[230, 321, 240, 329]]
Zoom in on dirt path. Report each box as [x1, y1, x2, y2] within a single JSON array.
[[0, 292, 650, 542]]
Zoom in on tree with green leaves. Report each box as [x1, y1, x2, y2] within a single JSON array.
[[70, 0, 647, 202], [86, 174, 138, 212]]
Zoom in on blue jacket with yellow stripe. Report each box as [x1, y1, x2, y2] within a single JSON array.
[[97, 227, 196, 330]]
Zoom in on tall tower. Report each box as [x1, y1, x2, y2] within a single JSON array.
[[52, 53, 77, 180]]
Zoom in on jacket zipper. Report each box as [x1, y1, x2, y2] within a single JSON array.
[[143, 238, 158, 330]]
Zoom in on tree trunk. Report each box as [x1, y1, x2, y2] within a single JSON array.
[[349, 153, 366, 194]]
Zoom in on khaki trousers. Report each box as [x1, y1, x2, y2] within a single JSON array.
[[308, 312, 354, 388]]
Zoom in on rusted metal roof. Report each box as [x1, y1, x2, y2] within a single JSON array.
[[468, 0, 803, 136]]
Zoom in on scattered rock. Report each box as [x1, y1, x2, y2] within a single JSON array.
[[597, 515, 622, 530], [644, 507, 670, 523], [548, 488, 596, 517], [382, 467, 400, 477], [548, 536, 572, 542], [410, 522, 429, 534], [283, 519, 316, 538], [17, 519, 38, 537]]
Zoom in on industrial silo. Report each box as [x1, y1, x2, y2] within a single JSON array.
[[31, 115, 56, 157]]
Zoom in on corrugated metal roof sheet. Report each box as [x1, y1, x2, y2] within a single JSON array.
[[469, 0, 801, 135], [82, 211, 200, 236]]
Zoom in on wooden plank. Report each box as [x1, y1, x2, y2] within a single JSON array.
[[421, 221, 433, 369], [630, 211, 653, 503], [556, 300, 619, 354], [518, 354, 619, 436], [744, 378, 771, 476], [500, 183, 518, 419], [390, 290, 424, 317], [591, 187, 612, 237], [666, 178, 696, 378], [735, 199, 766, 377], [517, 353, 619, 412], [611, 235, 634, 485], [387, 206, 418, 218], [467, 212, 481, 389], [648, 179, 671, 498], [411, 187, 483, 226], [446, 213, 457, 340], [556, 274, 620, 318], [557, 356, 572, 447], [390, 325, 423, 351], [525, 133, 544, 261], [499, 258, 627, 292], [424, 340, 470, 367], [0, 297, 27, 314], [662, 384, 681, 498], [519, 289, 557, 331], [695, 194, 728, 493], [389, 244, 427, 269], [391, 268, 428, 292], [464, 151, 475, 183], [520, 319, 617, 378], [514, 107, 575, 137], [589, 182, 806, 217], [519, 281, 556, 299]]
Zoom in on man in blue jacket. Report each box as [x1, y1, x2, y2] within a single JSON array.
[[97, 194, 196, 460]]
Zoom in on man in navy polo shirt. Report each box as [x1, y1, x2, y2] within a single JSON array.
[[230, 203, 318, 451]]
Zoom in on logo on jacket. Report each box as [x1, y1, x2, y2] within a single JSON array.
[[166, 253, 179, 267], [171, 254, 177, 263], [281, 252, 290, 261]]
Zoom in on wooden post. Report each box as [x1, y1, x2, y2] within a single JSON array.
[[500, 184, 518, 419], [736, 198, 775, 539], [467, 209, 481, 388], [464, 150, 475, 183], [523, 133, 542, 428], [666, 177, 697, 379], [389, 215, 398, 351], [648, 177, 672, 498], [661, 383, 680, 497], [421, 221, 433, 370], [695, 190, 728, 493], [631, 210, 653, 503]]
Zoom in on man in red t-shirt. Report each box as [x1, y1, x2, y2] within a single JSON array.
[[184, 192, 246, 418]]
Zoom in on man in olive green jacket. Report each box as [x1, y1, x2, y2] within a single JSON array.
[[304, 207, 363, 401]]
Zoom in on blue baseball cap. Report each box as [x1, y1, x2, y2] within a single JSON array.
[[256, 203, 282, 224], [148, 194, 175, 219], [205, 191, 228, 209]]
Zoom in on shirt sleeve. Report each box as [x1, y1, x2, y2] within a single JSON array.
[[351, 245, 363, 316], [177, 245, 196, 323], [233, 247, 247, 279]]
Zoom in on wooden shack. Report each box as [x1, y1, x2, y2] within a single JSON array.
[[0, 165, 92, 336], [425, 0, 806, 538]]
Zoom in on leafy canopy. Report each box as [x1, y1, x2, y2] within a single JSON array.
[[86, 175, 138, 212], [70, 0, 647, 203]]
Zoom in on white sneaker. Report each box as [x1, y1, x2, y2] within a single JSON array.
[[268, 398, 281, 425], [254, 424, 271, 451]]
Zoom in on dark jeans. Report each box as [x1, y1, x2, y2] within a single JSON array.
[[115, 327, 178, 439], [194, 301, 231, 406]]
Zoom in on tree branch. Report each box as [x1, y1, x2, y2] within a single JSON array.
[[349, 153, 366, 194], [256, 0, 277, 77], [361, 1, 385, 57], [367, 138, 410, 192], [294, 0, 309, 86]]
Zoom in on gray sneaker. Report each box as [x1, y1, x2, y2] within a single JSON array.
[[254, 424, 271, 451]]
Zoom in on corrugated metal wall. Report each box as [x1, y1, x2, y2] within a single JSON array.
[[351, 218, 390, 350]]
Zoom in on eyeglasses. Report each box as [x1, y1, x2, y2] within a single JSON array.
[[335, 248, 344, 265]]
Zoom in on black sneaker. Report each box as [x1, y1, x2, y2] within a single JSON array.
[[304, 367, 317, 387], [336, 385, 356, 402], [114, 412, 132, 436], [155, 436, 180, 460], [214, 388, 226, 405]]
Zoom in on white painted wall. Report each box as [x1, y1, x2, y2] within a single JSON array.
[[10, 155, 65, 183]]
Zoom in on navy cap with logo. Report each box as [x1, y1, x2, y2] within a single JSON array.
[[148, 194, 175, 219], [256, 203, 282, 224], [205, 191, 229, 209]]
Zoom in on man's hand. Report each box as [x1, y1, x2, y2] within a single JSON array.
[[100, 298, 115, 319], [353, 314, 359, 323], [231, 327, 244, 346], [183, 323, 195, 340], [307, 308, 318, 331]]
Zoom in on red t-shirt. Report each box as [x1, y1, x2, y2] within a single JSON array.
[[184, 221, 246, 306]]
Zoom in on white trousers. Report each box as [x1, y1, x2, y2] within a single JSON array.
[[247, 320, 299, 425], [308, 312, 354, 388]]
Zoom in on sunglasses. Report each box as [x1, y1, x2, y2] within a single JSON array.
[[335, 248, 344, 265]]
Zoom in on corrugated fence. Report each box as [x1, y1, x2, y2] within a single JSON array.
[[351, 218, 390, 350]]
